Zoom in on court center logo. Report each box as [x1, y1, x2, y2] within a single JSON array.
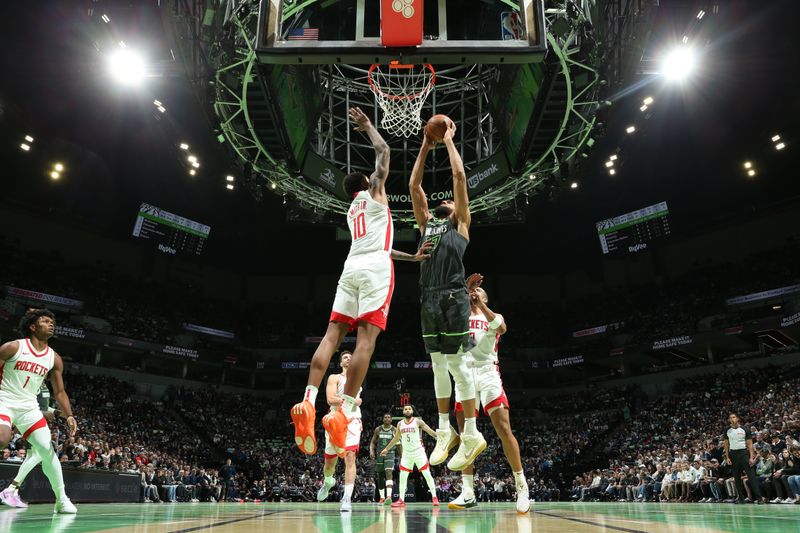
[[392, 0, 415, 19]]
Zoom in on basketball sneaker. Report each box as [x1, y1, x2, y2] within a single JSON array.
[[391, 499, 405, 508], [340, 498, 352, 512], [430, 428, 459, 465], [55, 497, 78, 514], [516, 490, 531, 514], [447, 432, 487, 471], [0, 486, 28, 508], [448, 492, 477, 510], [322, 409, 349, 455], [378, 497, 385, 504], [317, 478, 336, 502], [432, 497, 440, 507], [290, 400, 317, 455]]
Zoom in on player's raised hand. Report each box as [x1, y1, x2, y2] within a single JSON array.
[[466, 273, 484, 291], [443, 119, 457, 141], [349, 106, 371, 131], [422, 129, 438, 149]]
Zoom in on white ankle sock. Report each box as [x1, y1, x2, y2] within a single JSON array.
[[438, 413, 450, 431], [341, 395, 356, 417], [344, 484, 354, 500], [304, 385, 318, 405], [464, 417, 477, 436]]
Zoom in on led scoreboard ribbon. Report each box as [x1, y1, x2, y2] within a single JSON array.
[[596, 201, 670, 255], [132, 202, 211, 256]]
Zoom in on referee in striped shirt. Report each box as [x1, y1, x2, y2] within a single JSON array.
[[723, 413, 763, 504]]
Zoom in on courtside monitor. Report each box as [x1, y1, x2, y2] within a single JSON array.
[[256, 0, 547, 64]]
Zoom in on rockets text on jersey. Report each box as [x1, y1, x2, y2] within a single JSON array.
[[0, 339, 55, 409], [469, 312, 501, 362], [347, 190, 394, 257], [398, 417, 423, 454]]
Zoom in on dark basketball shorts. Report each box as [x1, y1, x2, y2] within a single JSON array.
[[376, 452, 396, 472], [420, 288, 472, 354]]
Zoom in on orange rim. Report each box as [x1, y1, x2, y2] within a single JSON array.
[[368, 62, 436, 101]]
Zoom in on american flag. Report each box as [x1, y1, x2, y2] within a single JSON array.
[[286, 28, 319, 40]]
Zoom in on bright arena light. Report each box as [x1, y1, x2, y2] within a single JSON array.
[[747, 169, 756, 177], [54, 163, 64, 172], [609, 154, 618, 161], [626, 125, 636, 134], [771, 134, 781, 142], [775, 142, 785, 150], [226, 175, 235, 182], [187, 155, 198, 163], [25, 135, 34, 142], [179, 143, 189, 150], [609, 169, 616, 176], [743, 161, 752, 169], [226, 184, 235, 191], [661, 46, 697, 81], [189, 169, 196, 176], [605, 161, 614, 168], [570, 182, 578, 189], [108, 50, 146, 85], [20, 143, 30, 151], [50, 171, 60, 180], [643, 97, 654, 105]]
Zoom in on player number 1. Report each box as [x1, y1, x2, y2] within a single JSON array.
[[23, 376, 30, 389], [352, 212, 367, 240]]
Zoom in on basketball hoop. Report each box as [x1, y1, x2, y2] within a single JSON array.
[[368, 62, 435, 138]]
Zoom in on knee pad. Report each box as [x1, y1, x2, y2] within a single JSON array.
[[446, 353, 475, 401], [430, 352, 452, 399]]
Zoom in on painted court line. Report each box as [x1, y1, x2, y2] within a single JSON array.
[[168, 510, 281, 533], [533, 509, 649, 533]]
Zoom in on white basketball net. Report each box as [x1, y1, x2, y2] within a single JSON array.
[[368, 63, 435, 138]]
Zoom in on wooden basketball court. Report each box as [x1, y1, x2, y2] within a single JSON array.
[[1, 502, 795, 532]]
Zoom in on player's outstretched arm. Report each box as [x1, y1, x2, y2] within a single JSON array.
[[417, 419, 438, 438], [471, 293, 507, 335], [50, 353, 77, 436], [409, 134, 436, 232], [326, 374, 342, 407], [349, 107, 390, 201], [443, 123, 471, 235], [391, 240, 433, 262], [0, 340, 19, 362]]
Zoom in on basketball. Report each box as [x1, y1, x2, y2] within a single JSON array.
[[425, 114, 453, 142]]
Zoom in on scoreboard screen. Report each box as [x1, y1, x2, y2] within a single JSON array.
[[132, 203, 211, 256], [596, 201, 670, 255]]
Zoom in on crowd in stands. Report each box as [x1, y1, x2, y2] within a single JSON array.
[[572, 363, 800, 505], [1, 359, 799, 507]]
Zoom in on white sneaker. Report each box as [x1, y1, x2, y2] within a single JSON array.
[[447, 492, 477, 510], [55, 498, 77, 514], [516, 491, 531, 514], [340, 498, 352, 512], [447, 432, 487, 471], [317, 478, 336, 502], [770, 497, 783, 503], [0, 487, 28, 509], [430, 428, 460, 465]]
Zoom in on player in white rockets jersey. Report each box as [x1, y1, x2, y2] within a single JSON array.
[[450, 282, 530, 514], [292, 107, 431, 457], [0, 309, 78, 513], [316, 351, 363, 512], [380, 404, 440, 508]]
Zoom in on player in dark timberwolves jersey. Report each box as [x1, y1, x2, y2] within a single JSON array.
[[408, 119, 486, 472]]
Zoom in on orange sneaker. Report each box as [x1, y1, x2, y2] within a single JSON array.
[[290, 400, 317, 455], [322, 409, 349, 455], [391, 499, 405, 508]]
